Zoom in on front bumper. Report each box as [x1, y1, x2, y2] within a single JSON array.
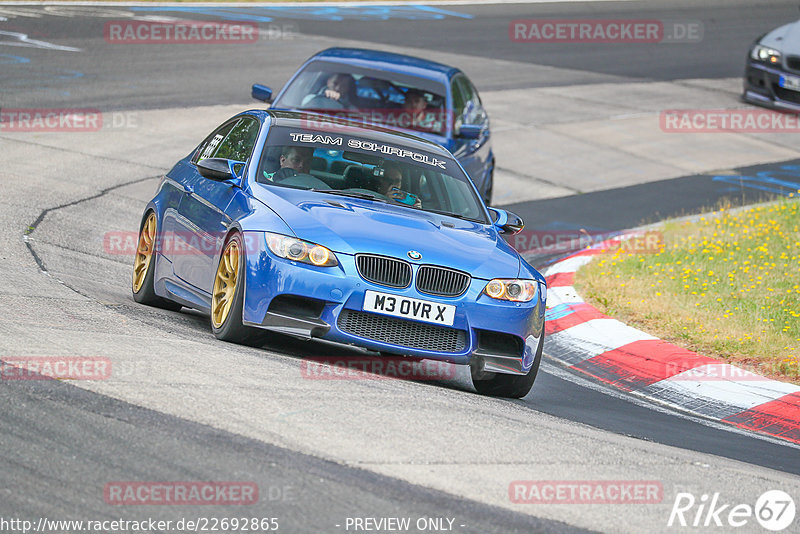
[[743, 61, 800, 113], [240, 232, 546, 375]]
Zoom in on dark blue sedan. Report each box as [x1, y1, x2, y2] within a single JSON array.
[[132, 110, 545, 397], [252, 48, 496, 204]]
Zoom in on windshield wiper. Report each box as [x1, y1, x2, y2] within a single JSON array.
[[312, 189, 387, 202], [423, 209, 483, 223]]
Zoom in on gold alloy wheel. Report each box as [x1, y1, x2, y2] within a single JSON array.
[[132, 212, 157, 293], [211, 238, 240, 329]]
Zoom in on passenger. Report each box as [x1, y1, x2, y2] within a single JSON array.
[[402, 88, 441, 132], [263, 146, 313, 182], [403, 88, 428, 121]]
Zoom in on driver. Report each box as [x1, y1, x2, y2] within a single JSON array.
[[378, 163, 422, 208], [263, 146, 313, 182], [304, 73, 359, 110]]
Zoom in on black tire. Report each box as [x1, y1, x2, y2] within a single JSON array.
[[210, 233, 267, 346], [132, 211, 182, 311], [471, 325, 544, 398]]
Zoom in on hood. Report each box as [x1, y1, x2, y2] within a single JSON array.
[[760, 20, 800, 53], [254, 184, 520, 280]]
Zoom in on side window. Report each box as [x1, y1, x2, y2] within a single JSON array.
[[214, 117, 260, 163], [450, 78, 466, 126], [455, 76, 485, 125], [191, 120, 237, 164]]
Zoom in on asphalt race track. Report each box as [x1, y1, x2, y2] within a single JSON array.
[[2, 1, 800, 533]]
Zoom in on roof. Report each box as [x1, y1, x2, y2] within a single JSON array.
[[309, 48, 459, 81]]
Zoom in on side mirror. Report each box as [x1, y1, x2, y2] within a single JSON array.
[[488, 208, 524, 235], [457, 123, 482, 140], [252, 84, 273, 103], [197, 158, 237, 182]]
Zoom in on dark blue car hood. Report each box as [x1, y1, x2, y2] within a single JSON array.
[[256, 185, 520, 280]]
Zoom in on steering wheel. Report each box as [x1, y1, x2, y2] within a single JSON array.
[[304, 94, 346, 110]]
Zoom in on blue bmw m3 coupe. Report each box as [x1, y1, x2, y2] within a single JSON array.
[[132, 110, 545, 398]]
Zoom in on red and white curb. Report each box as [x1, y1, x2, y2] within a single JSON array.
[[542, 240, 800, 446]]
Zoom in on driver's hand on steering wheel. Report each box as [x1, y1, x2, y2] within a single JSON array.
[[324, 89, 342, 101]]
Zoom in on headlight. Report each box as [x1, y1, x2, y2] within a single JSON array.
[[265, 233, 338, 267], [484, 279, 538, 302], [751, 44, 782, 65]]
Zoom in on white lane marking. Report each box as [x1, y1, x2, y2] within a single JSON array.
[[541, 359, 800, 450], [43, 6, 135, 17], [542, 254, 594, 277], [133, 15, 180, 22], [0, 6, 134, 18], [548, 318, 657, 358], [0, 31, 82, 52], [0, 7, 40, 18], [650, 364, 800, 411]]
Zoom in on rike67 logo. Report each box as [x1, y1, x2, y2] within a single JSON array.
[[668, 490, 796, 531]]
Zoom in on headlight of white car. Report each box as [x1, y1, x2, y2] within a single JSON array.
[[751, 44, 782, 64], [265, 233, 338, 267], [484, 279, 538, 302]]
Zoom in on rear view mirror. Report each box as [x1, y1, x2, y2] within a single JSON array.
[[488, 208, 524, 235], [197, 158, 237, 182], [252, 84, 273, 103], [457, 123, 482, 139]]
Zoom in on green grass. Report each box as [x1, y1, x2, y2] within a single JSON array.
[[574, 196, 800, 384]]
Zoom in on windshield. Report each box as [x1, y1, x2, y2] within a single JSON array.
[[256, 125, 488, 223], [272, 60, 449, 136]]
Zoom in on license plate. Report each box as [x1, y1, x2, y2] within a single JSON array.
[[363, 290, 456, 326], [779, 74, 800, 92]]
